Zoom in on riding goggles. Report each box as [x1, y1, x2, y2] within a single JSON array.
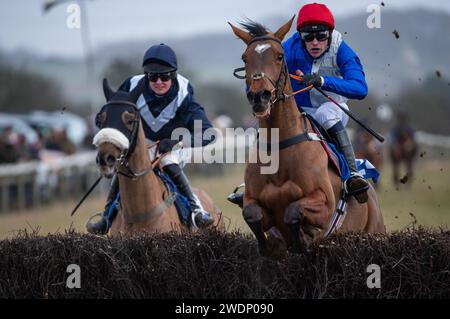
[[147, 72, 174, 82], [299, 30, 330, 42]]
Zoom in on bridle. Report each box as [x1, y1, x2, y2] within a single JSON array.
[[97, 100, 153, 179], [233, 35, 313, 118], [233, 36, 291, 118]]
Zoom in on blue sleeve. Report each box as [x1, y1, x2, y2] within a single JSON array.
[[321, 41, 368, 100], [118, 76, 133, 92], [185, 85, 216, 147]]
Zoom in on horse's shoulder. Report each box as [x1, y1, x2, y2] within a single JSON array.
[[257, 179, 304, 207]]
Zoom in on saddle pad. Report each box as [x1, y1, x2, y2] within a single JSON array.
[[156, 170, 191, 224], [325, 141, 379, 183], [305, 114, 379, 183]]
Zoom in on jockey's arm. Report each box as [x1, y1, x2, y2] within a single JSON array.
[[321, 42, 368, 100], [185, 91, 216, 148]]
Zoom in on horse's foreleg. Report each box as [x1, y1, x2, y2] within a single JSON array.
[[243, 201, 269, 256], [298, 188, 333, 231], [284, 202, 306, 253]]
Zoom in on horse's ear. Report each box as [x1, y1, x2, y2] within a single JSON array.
[[228, 22, 252, 44], [274, 15, 295, 41], [102, 78, 115, 101], [129, 78, 144, 103]]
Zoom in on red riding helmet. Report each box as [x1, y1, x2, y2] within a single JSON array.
[[297, 3, 335, 31]]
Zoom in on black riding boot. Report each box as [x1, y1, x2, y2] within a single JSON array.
[[86, 175, 119, 234], [329, 125, 369, 203], [227, 184, 244, 208], [163, 164, 214, 228]]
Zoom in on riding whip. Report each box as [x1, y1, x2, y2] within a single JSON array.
[[291, 72, 385, 143], [70, 176, 103, 216]]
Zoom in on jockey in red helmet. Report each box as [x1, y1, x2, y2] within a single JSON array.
[[283, 3, 370, 203]]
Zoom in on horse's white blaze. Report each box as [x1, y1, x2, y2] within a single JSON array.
[[93, 128, 129, 150], [255, 43, 271, 54]]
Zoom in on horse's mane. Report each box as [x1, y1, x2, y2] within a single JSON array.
[[239, 20, 269, 38]]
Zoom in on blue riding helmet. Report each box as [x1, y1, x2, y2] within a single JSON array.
[[142, 43, 178, 74]]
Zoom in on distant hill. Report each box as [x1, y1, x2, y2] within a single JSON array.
[[3, 9, 450, 107]]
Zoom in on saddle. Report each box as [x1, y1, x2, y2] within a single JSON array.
[[302, 112, 343, 177], [304, 113, 379, 183]]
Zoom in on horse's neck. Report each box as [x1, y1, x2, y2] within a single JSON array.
[[118, 127, 164, 215], [259, 79, 305, 140]]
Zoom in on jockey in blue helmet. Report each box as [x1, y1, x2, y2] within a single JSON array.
[[87, 43, 215, 234]]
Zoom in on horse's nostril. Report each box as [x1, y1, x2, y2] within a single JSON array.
[[106, 155, 116, 165], [96, 153, 114, 166], [247, 91, 255, 103], [248, 90, 272, 105], [260, 91, 272, 103], [96, 154, 106, 166]]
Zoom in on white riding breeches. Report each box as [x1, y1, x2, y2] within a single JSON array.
[[148, 145, 207, 217], [303, 101, 349, 130], [149, 146, 192, 168]]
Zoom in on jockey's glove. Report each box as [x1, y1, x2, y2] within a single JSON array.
[[159, 138, 181, 154], [299, 73, 324, 88]]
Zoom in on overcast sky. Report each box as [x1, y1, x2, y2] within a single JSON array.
[[2, 0, 450, 58]]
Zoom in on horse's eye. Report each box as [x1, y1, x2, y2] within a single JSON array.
[[242, 57, 247, 64], [277, 54, 284, 61]]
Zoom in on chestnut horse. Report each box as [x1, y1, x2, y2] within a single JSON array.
[[229, 18, 385, 256], [93, 79, 224, 235]]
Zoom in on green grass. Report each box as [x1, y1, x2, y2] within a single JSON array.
[[0, 159, 449, 239], [376, 160, 450, 231]]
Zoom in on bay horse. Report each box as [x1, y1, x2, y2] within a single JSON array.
[[389, 116, 418, 186], [93, 79, 224, 235], [229, 18, 385, 256]]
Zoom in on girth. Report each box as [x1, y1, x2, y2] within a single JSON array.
[[258, 113, 321, 152]]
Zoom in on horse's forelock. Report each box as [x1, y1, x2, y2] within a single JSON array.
[[239, 20, 269, 38]]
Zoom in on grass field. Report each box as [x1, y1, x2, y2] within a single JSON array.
[[0, 157, 449, 239]]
